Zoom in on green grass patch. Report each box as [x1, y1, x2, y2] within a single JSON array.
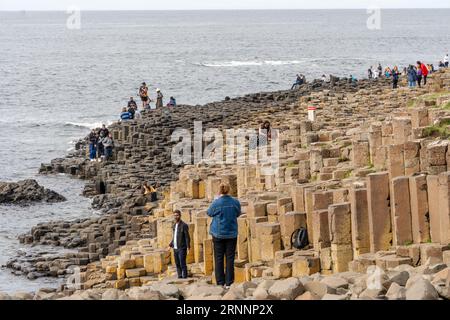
[[408, 91, 450, 109], [344, 170, 353, 179], [423, 119, 450, 139], [286, 161, 297, 168]]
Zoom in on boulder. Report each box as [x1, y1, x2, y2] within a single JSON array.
[[0, 180, 66, 205], [126, 287, 164, 300], [385, 283, 406, 300], [320, 276, 349, 290], [405, 278, 439, 300], [322, 293, 348, 300], [145, 282, 180, 298], [268, 277, 304, 300]]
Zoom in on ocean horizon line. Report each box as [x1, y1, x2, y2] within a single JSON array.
[[1, 8, 450, 12]]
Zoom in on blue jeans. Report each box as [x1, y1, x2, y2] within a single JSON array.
[[174, 248, 188, 278], [89, 143, 97, 160], [409, 81, 416, 87]]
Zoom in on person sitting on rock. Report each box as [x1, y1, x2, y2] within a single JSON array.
[[169, 210, 190, 279], [291, 74, 303, 90], [120, 107, 132, 121], [258, 121, 272, 147], [167, 96, 176, 107], [142, 182, 157, 202]]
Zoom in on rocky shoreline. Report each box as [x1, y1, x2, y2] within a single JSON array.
[[2, 70, 450, 300], [0, 179, 66, 205]]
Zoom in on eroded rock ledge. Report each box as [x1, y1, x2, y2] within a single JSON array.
[[0, 179, 66, 205]]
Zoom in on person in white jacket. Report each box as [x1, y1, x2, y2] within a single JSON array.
[[444, 54, 449, 68]]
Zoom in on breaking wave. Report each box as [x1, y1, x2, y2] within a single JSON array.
[[199, 60, 304, 67]]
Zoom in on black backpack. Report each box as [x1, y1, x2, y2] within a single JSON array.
[[291, 228, 309, 250]]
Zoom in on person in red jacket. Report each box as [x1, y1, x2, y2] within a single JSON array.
[[417, 61, 429, 85]]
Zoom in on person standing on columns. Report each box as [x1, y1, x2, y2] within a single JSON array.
[[207, 183, 241, 288], [156, 88, 164, 109], [169, 210, 190, 279]]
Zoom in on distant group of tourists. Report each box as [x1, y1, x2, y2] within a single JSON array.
[[367, 54, 449, 89], [406, 61, 432, 88], [87, 124, 114, 162], [120, 82, 177, 121], [291, 53, 449, 91], [291, 74, 306, 90]]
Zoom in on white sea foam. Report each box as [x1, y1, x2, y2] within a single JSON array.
[[201, 60, 305, 67], [65, 120, 114, 130]]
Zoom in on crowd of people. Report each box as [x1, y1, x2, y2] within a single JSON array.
[[120, 82, 177, 121], [291, 53, 449, 91], [367, 54, 450, 89], [87, 124, 114, 162]]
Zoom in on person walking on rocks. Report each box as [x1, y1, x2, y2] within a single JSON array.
[[368, 67, 373, 79], [207, 183, 241, 288], [169, 210, 190, 279], [156, 88, 164, 109], [139, 82, 149, 109], [444, 54, 449, 68]]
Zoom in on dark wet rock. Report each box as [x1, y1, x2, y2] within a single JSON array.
[[0, 179, 66, 205]]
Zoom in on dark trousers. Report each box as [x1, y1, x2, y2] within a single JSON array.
[[417, 75, 422, 87], [105, 147, 113, 160], [174, 248, 188, 278], [97, 143, 104, 157], [213, 237, 237, 286], [393, 79, 398, 89], [423, 75, 427, 85]]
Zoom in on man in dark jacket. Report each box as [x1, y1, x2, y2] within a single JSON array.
[[169, 210, 190, 279]]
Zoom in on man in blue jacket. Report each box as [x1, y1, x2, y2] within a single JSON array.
[[207, 183, 241, 287]]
